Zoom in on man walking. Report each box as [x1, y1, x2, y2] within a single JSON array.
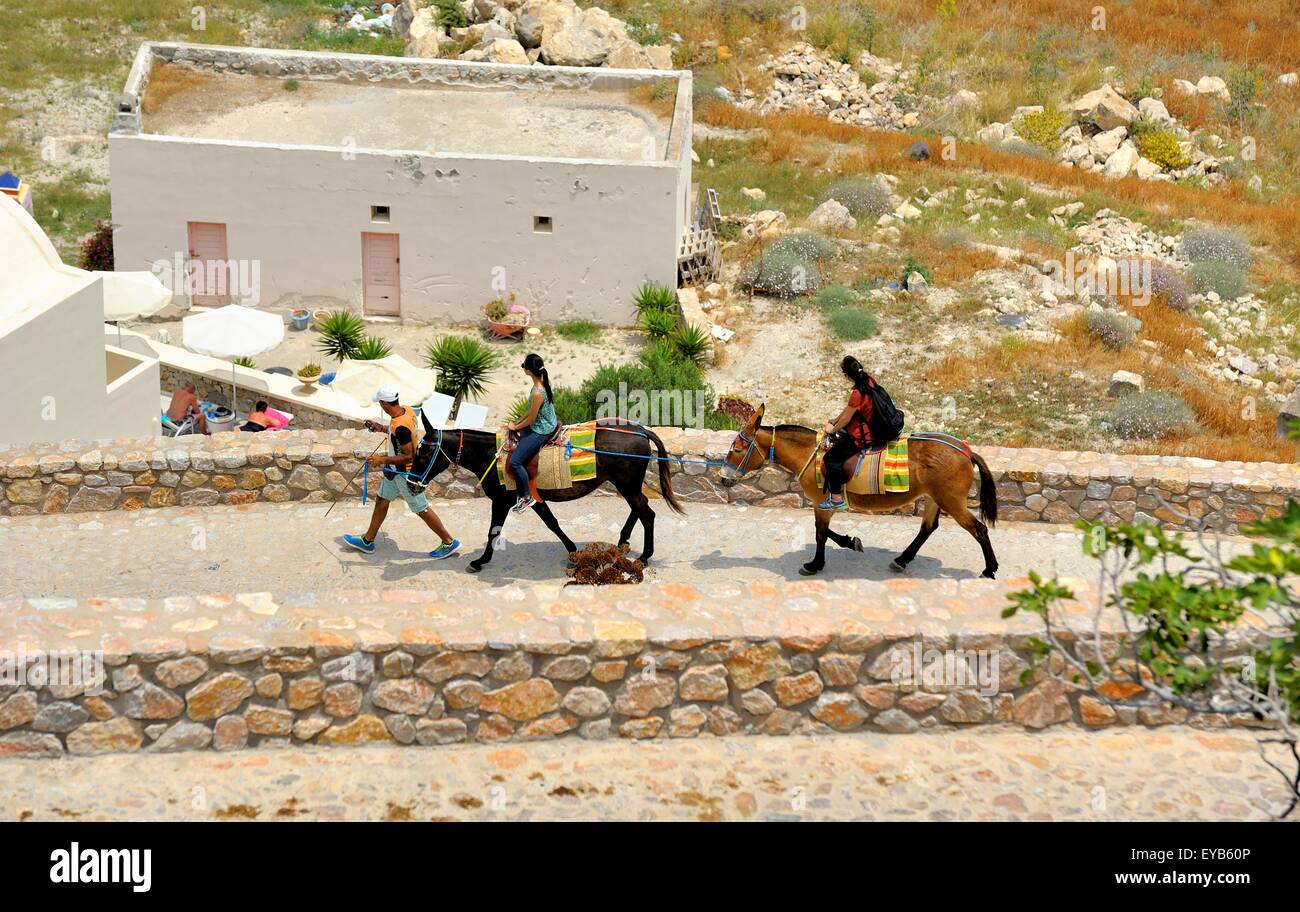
[[343, 386, 460, 560]]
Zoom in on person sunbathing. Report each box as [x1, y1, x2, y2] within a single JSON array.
[[241, 400, 286, 432]]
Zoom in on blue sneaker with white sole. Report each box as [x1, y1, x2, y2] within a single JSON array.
[[343, 533, 376, 553], [429, 539, 460, 560]]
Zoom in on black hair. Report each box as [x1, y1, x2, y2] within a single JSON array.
[[254, 400, 268, 412], [522, 352, 553, 403], [841, 355, 872, 396]]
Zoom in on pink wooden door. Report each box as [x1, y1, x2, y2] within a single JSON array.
[[361, 232, 401, 316], [186, 221, 229, 306]]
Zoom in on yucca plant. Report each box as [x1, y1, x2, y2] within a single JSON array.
[[353, 335, 393, 361], [316, 311, 365, 363], [669, 324, 711, 366], [233, 356, 257, 369], [640, 308, 679, 339], [424, 335, 501, 407], [633, 281, 679, 317]]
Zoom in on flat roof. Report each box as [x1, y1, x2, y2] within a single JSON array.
[[126, 45, 686, 164]]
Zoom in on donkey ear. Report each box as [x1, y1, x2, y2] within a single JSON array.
[[755, 403, 766, 419]]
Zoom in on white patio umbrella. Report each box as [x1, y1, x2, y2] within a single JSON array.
[[102, 271, 173, 346], [330, 354, 438, 409], [182, 304, 285, 412]]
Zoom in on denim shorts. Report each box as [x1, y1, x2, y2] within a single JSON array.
[[378, 474, 430, 514]]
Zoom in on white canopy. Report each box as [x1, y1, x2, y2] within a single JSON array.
[[102, 271, 172, 322], [182, 304, 284, 359], [330, 354, 438, 409]]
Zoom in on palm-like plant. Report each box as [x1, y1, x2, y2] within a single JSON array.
[[669, 324, 711, 366], [353, 334, 393, 361], [640, 308, 679, 339], [424, 335, 501, 407], [316, 311, 365, 363], [633, 281, 678, 317]]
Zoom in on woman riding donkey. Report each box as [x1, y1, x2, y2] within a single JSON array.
[[820, 355, 890, 511], [502, 353, 558, 514]]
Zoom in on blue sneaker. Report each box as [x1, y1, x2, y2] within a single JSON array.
[[343, 533, 376, 553], [817, 495, 847, 511], [429, 539, 460, 560]]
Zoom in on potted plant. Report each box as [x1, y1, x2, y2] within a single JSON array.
[[291, 308, 312, 331], [297, 361, 322, 388], [485, 293, 530, 338]]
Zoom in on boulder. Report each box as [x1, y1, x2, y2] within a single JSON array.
[[538, 8, 625, 67], [904, 139, 932, 161], [1088, 125, 1127, 159], [804, 198, 857, 235], [605, 39, 653, 69], [644, 44, 673, 69], [741, 187, 766, 202], [515, 13, 544, 48], [520, 0, 577, 43], [1070, 84, 1139, 130], [461, 37, 530, 64], [742, 210, 788, 240], [1137, 97, 1173, 123], [948, 89, 979, 108], [392, 0, 419, 38], [472, 0, 500, 21], [405, 8, 445, 57], [1103, 142, 1139, 179], [1196, 75, 1230, 100], [1279, 73, 1299, 87], [1171, 78, 1198, 97], [1133, 156, 1163, 179], [1277, 390, 1300, 438], [1108, 370, 1143, 397], [905, 271, 929, 294]]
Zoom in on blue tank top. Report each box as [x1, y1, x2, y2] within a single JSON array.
[[530, 386, 557, 436]]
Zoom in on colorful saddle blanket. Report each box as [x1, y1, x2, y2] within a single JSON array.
[[497, 421, 598, 490], [816, 434, 911, 495]]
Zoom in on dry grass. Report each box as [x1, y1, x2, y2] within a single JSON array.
[[140, 62, 221, 116]]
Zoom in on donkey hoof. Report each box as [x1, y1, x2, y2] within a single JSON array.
[[799, 563, 823, 576], [889, 560, 906, 573], [617, 542, 631, 554], [466, 562, 484, 574], [981, 569, 997, 579], [852, 536, 864, 553]]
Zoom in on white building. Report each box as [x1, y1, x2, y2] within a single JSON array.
[[109, 42, 694, 324], [0, 197, 161, 445]]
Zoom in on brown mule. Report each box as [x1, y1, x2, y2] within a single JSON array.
[[718, 404, 999, 578]]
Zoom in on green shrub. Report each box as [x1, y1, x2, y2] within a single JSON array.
[[633, 281, 678, 316], [432, 0, 467, 28], [899, 254, 932, 288], [424, 335, 501, 406], [640, 308, 680, 339], [767, 230, 838, 261], [353, 335, 393, 361], [813, 284, 856, 309], [820, 177, 892, 218], [554, 320, 602, 343], [1015, 108, 1070, 150], [1134, 127, 1190, 170], [315, 311, 365, 363], [233, 356, 256, 369], [741, 250, 822, 297], [669, 324, 712, 367], [1085, 310, 1136, 350], [1188, 260, 1249, 300], [1179, 227, 1253, 269], [1148, 264, 1191, 310], [1108, 391, 1194, 439], [826, 307, 880, 341]]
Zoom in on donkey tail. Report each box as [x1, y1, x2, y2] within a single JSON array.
[[971, 452, 998, 528], [643, 428, 686, 514]]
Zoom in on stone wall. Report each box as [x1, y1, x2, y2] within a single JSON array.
[[0, 578, 1262, 757], [1, 428, 1296, 532], [158, 363, 361, 432]]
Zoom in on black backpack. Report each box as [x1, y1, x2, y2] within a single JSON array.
[[865, 374, 905, 443]]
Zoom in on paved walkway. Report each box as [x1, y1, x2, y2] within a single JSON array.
[[0, 499, 1247, 600], [0, 728, 1288, 821]]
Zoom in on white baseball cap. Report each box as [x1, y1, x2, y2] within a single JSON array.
[[373, 386, 400, 403]]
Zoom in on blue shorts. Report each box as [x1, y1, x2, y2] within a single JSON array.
[[378, 474, 430, 514]]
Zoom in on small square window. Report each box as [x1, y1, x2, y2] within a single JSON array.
[[533, 215, 553, 234], [370, 205, 391, 223]]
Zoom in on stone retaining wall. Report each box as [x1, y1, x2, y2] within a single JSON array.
[[0, 428, 1295, 532], [0, 579, 1263, 757], [158, 364, 359, 432]]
